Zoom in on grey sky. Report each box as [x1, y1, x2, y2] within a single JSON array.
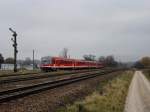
[[0, 0, 150, 62]]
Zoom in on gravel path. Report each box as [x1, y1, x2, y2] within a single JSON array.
[[124, 71, 150, 112]]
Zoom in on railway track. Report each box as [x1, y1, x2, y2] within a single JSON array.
[[0, 70, 83, 78], [0, 69, 101, 84], [0, 68, 123, 103], [0, 70, 104, 92], [0, 68, 109, 78]]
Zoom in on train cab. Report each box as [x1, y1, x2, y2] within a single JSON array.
[[40, 56, 53, 71]]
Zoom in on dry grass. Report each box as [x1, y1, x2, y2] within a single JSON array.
[[58, 71, 133, 112], [143, 69, 150, 80], [0, 70, 41, 76]]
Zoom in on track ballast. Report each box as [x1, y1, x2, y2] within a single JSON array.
[[0, 68, 123, 103]]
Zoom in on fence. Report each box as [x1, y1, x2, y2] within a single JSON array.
[[0, 64, 34, 70]]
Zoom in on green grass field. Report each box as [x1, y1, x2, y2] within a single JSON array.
[[58, 71, 133, 112]]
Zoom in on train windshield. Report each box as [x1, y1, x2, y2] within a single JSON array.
[[41, 56, 52, 64]]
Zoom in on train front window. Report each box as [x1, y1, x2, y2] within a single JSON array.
[[41, 57, 52, 64], [42, 60, 49, 64]]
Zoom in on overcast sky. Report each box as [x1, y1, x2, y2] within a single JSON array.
[[0, 0, 150, 62]]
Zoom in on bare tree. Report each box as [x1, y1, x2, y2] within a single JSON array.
[[140, 57, 150, 67], [60, 48, 68, 58], [133, 61, 144, 69], [23, 57, 32, 65], [5, 57, 14, 64], [0, 54, 4, 69], [105, 55, 118, 67], [98, 55, 118, 67], [98, 56, 106, 65], [98, 56, 105, 62], [83, 54, 96, 61]]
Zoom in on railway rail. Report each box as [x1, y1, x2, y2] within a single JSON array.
[[0, 70, 104, 92], [0, 70, 85, 78], [0, 68, 108, 78], [0, 69, 101, 84], [0, 68, 123, 103]]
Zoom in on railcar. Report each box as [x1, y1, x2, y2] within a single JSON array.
[[40, 56, 103, 71]]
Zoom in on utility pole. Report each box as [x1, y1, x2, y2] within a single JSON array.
[[9, 28, 18, 72], [33, 50, 35, 70]]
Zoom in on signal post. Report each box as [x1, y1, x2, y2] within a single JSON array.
[[9, 28, 18, 72]]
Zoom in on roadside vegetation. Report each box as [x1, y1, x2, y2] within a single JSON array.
[[0, 69, 72, 77], [0, 69, 41, 76], [58, 71, 133, 112], [143, 69, 150, 80]]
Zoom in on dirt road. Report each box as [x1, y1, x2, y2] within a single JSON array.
[[124, 71, 150, 112]]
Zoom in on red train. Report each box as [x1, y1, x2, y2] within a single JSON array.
[[40, 56, 104, 71]]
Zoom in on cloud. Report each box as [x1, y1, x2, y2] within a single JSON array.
[[0, 0, 150, 62]]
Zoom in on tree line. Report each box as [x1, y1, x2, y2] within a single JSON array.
[[134, 57, 150, 68], [0, 53, 119, 69], [0, 53, 40, 69], [59, 48, 119, 67], [83, 54, 118, 67]]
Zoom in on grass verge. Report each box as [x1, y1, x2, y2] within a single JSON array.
[[0, 69, 41, 76], [142, 69, 150, 80], [57, 71, 133, 112]]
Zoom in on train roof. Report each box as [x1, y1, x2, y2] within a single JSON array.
[[41, 56, 102, 64], [51, 56, 98, 63]]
